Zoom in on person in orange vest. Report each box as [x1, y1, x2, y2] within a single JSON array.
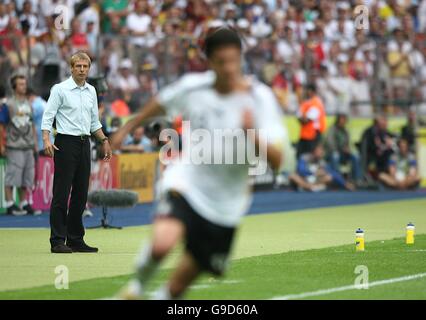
[[297, 83, 326, 157]]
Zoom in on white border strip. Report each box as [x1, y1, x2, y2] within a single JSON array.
[[271, 272, 426, 300]]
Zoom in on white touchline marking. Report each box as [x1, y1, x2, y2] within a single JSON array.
[[271, 272, 426, 300]]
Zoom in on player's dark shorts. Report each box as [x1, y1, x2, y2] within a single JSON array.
[[155, 191, 236, 276]]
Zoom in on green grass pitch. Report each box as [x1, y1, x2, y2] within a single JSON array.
[[1, 198, 425, 299]]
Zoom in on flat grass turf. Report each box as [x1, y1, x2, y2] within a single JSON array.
[[0, 235, 425, 300], [1, 198, 425, 298]]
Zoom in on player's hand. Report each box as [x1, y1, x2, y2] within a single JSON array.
[[242, 109, 255, 131], [43, 139, 59, 157]]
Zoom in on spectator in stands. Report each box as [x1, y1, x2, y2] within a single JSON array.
[[359, 114, 396, 176], [69, 17, 90, 53], [27, 87, 48, 155], [401, 109, 416, 153], [18, 0, 39, 37], [108, 116, 122, 135], [297, 83, 326, 157], [0, 86, 6, 153], [121, 125, 153, 153], [291, 143, 355, 192], [102, 0, 129, 33], [271, 58, 303, 114], [0, 75, 38, 216], [112, 58, 140, 93], [324, 113, 361, 183], [378, 138, 420, 190], [0, 16, 24, 53], [333, 59, 353, 115], [79, 0, 100, 35], [85, 21, 98, 56], [387, 28, 413, 107], [31, 31, 61, 100], [301, 23, 325, 71], [110, 58, 140, 112], [126, 0, 152, 48], [0, 2, 10, 31]]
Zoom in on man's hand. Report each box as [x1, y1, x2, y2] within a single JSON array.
[[43, 139, 59, 157], [102, 140, 112, 162], [0, 144, 5, 157]]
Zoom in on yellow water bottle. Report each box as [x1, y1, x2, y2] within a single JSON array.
[[355, 228, 365, 252], [406, 223, 415, 245]]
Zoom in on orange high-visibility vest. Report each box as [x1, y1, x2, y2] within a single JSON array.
[[299, 96, 326, 140]]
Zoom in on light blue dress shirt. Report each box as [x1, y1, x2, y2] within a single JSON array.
[[41, 76, 102, 136]]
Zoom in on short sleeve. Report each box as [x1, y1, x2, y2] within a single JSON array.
[[252, 84, 288, 148], [252, 83, 293, 172]]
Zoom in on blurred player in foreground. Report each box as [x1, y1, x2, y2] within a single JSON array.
[[111, 28, 287, 299]]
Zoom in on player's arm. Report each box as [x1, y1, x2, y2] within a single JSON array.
[[243, 109, 283, 171], [110, 97, 164, 150]]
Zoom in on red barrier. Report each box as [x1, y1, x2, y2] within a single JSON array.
[[32, 156, 118, 211], [32, 156, 54, 211]]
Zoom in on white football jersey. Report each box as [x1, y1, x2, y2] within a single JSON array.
[[157, 71, 288, 227]]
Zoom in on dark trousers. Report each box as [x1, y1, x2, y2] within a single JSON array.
[[297, 132, 322, 158], [50, 134, 91, 247]]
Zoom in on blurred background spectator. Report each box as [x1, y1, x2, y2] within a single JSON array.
[[121, 125, 153, 153], [0, 0, 423, 116], [378, 137, 420, 190], [0, 0, 424, 191]]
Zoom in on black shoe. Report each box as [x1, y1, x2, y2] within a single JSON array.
[[23, 204, 42, 216], [51, 244, 73, 253], [7, 204, 27, 216], [67, 242, 98, 253]]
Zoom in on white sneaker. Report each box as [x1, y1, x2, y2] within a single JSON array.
[[83, 209, 94, 217], [33, 210, 42, 216], [116, 279, 144, 300], [7, 204, 27, 216]]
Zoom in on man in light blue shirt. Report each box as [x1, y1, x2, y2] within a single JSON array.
[[41, 51, 112, 254], [27, 87, 49, 153], [121, 126, 153, 153]]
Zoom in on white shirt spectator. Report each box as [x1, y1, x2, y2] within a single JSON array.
[[387, 40, 412, 53], [276, 39, 301, 63], [19, 12, 39, 36], [326, 74, 352, 114], [0, 14, 9, 31], [419, 0, 426, 32], [116, 74, 139, 92], [40, 0, 76, 22], [351, 79, 372, 116], [325, 20, 355, 43], [110, 59, 140, 92], [15, 0, 39, 12], [126, 12, 152, 47], [79, 4, 100, 34], [250, 17, 273, 38]]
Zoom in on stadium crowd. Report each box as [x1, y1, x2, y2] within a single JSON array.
[[0, 0, 424, 199]]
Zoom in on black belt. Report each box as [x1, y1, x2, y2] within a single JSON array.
[[57, 133, 91, 141]]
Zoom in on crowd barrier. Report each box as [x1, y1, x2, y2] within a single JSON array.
[[0, 120, 425, 214], [0, 152, 159, 214]]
